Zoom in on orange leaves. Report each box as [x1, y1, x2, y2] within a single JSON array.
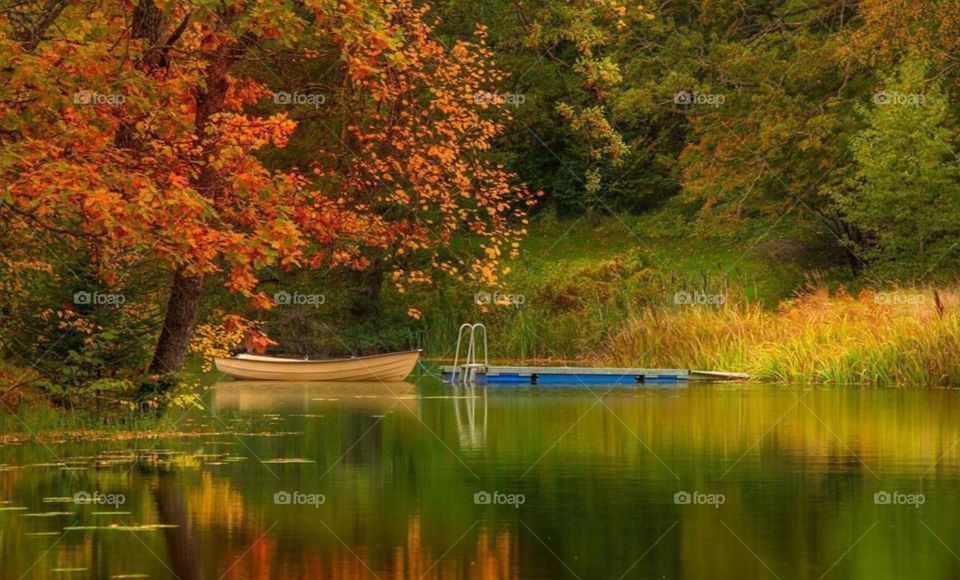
[[168, 172, 190, 187], [193, 312, 276, 368], [316, 0, 538, 289], [210, 112, 298, 150], [1, 0, 537, 325], [225, 77, 275, 111], [222, 313, 278, 353]]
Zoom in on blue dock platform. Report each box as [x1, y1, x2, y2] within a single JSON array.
[[439, 365, 747, 385]]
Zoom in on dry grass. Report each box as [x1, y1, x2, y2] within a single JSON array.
[[603, 287, 960, 385]]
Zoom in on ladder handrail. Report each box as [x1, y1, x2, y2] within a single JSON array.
[[451, 323, 488, 383]]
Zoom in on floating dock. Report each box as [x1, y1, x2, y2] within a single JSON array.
[[440, 365, 747, 385], [443, 324, 748, 386]]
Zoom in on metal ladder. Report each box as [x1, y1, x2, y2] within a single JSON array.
[[451, 323, 488, 384]]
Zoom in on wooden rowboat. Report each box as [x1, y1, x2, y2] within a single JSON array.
[[214, 350, 421, 382]]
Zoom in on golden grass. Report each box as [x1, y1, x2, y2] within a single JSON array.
[[602, 287, 960, 385]]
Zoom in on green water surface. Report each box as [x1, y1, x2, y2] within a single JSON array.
[[2, 381, 959, 579]]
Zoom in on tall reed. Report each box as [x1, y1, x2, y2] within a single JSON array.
[[604, 287, 960, 386]]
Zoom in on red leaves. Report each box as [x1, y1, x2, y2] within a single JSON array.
[[244, 328, 278, 354]]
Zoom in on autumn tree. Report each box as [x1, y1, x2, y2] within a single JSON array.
[[0, 0, 535, 379]]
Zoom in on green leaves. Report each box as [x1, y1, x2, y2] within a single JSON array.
[[842, 60, 960, 277]]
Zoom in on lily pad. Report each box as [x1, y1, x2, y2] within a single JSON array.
[[64, 524, 178, 531]]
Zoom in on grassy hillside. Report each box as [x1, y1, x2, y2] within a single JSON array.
[[508, 209, 846, 305], [419, 209, 850, 357], [418, 211, 960, 386]]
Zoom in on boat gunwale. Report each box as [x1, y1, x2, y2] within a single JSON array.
[[224, 349, 422, 365]]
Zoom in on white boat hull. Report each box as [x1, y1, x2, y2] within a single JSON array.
[[214, 350, 421, 382]]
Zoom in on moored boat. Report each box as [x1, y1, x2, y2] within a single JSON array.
[[214, 350, 421, 382]]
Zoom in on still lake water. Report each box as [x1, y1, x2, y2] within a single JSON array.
[[2, 379, 960, 579]]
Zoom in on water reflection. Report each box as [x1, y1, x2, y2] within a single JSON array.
[[451, 383, 488, 450], [2, 384, 960, 578], [152, 474, 204, 580], [212, 380, 419, 415]]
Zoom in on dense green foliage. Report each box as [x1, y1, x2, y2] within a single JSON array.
[[435, 0, 960, 279], [3, 0, 960, 390]]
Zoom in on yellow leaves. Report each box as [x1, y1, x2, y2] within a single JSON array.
[[407, 307, 421, 320], [191, 312, 276, 369]]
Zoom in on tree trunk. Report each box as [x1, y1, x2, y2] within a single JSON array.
[[149, 268, 204, 374], [838, 219, 865, 276], [145, 12, 251, 374], [12, 0, 71, 52], [348, 258, 384, 319]]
